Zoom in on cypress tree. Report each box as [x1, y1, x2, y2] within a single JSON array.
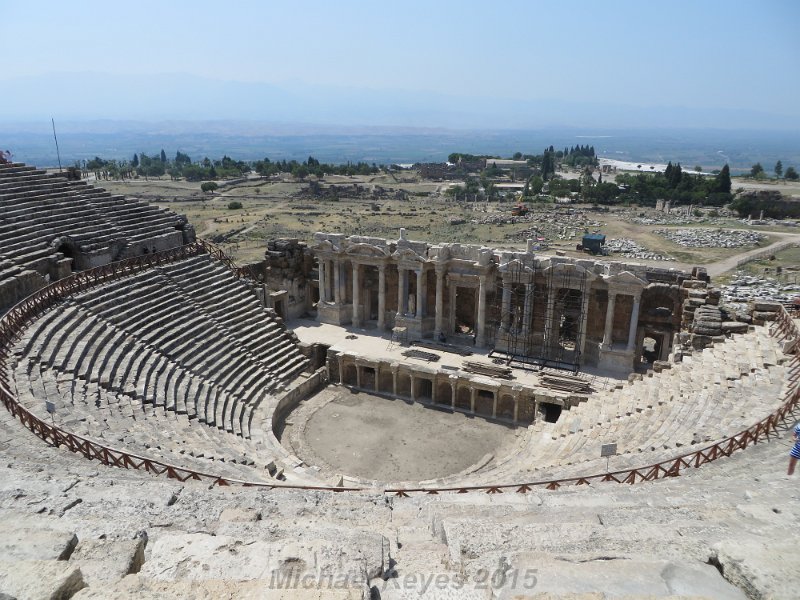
[[716, 164, 731, 193]]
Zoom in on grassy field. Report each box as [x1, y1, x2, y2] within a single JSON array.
[[99, 172, 797, 268]]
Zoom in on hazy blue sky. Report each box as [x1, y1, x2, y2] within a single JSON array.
[[2, 0, 798, 128]]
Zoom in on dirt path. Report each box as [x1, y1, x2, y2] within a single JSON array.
[[705, 232, 800, 277]]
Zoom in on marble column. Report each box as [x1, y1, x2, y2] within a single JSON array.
[[602, 290, 617, 349], [333, 260, 341, 305], [501, 281, 512, 331], [397, 268, 409, 315], [319, 259, 328, 302], [470, 387, 477, 414], [578, 289, 592, 359], [513, 396, 519, 423], [522, 283, 533, 334], [337, 355, 345, 385], [410, 374, 416, 400], [415, 269, 425, 319], [377, 265, 386, 330], [448, 282, 457, 334], [352, 263, 361, 327], [627, 294, 641, 352], [434, 268, 445, 338], [543, 287, 557, 346], [397, 267, 404, 316], [492, 393, 498, 419], [449, 376, 457, 410], [476, 275, 487, 346], [392, 365, 398, 396]]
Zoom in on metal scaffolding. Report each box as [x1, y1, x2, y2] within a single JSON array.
[[489, 260, 589, 373]]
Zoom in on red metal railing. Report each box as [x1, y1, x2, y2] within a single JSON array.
[[1, 246, 798, 495]]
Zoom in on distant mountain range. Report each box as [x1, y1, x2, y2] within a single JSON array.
[[3, 71, 796, 130], [1, 119, 797, 174]]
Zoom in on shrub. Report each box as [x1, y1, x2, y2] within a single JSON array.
[[227, 201, 243, 210]]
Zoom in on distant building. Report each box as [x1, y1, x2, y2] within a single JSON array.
[[485, 158, 532, 181]]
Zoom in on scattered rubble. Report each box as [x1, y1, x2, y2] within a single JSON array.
[[655, 228, 765, 248], [605, 238, 675, 261], [719, 273, 800, 306]]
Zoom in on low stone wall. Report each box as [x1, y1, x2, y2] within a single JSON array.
[[270, 366, 328, 435]]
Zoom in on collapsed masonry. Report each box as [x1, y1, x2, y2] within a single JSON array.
[[0, 162, 195, 312], [264, 230, 723, 374]]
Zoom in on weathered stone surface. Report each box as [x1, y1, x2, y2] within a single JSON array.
[[497, 555, 748, 599], [69, 538, 145, 584], [140, 532, 385, 586], [72, 574, 362, 599], [711, 540, 798, 600], [219, 507, 262, 523], [0, 524, 78, 561], [681, 280, 707, 289], [749, 300, 782, 312], [0, 559, 86, 600], [721, 321, 750, 334], [752, 311, 778, 321]]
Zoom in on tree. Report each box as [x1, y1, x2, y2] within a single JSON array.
[[227, 201, 243, 210], [715, 164, 732, 194], [160, 149, 167, 163], [775, 160, 783, 179], [132, 153, 139, 168], [694, 165, 702, 173], [750, 163, 765, 178], [200, 181, 218, 193], [786, 166, 799, 181]]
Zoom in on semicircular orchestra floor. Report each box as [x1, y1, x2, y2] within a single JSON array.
[[281, 386, 521, 484]]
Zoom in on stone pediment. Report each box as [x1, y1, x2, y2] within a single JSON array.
[[392, 247, 426, 263], [311, 239, 339, 253], [499, 259, 531, 273], [607, 270, 648, 289], [345, 243, 389, 258], [542, 261, 597, 282]]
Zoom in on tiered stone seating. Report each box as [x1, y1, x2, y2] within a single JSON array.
[[466, 327, 787, 484], [0, 395, 795, 599], [11, 254, 310, 481], [0, 162, 192, 311]]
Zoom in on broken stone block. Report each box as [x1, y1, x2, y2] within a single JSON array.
[[721, 321, 750, 334]]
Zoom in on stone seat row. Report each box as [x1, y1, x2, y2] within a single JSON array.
[[529, 373, 781, 470], [76, 260, 305, 377], [14, 255, 309, 440], [543, 328, 779, 441], [13, 361, 275, 482], [465, 327, 787, 486], [0, 189, 182, 244], [21, 301, 267, 437]]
